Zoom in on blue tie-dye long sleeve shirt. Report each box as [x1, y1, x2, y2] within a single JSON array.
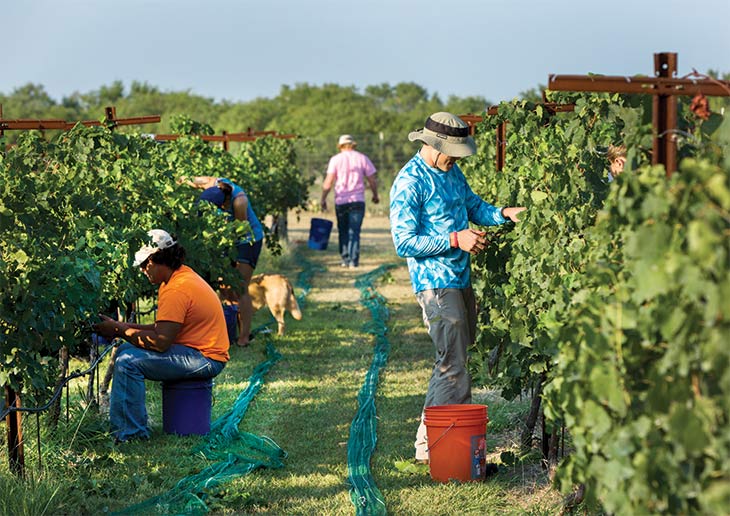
[[389, 152, 506, 293]]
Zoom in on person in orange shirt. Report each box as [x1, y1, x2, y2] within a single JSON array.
[[95, 229, 229, 443]]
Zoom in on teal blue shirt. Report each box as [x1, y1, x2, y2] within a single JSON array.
[[389, 152, 506, 293]]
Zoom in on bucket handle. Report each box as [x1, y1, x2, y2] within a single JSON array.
[[426, 422, 455, 453]]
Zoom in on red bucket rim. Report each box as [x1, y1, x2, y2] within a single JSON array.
[[424, 420, 488, 429], [425, 404, 487, 417], [425, 404, 487, 411]]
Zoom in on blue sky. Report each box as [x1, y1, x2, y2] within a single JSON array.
[[4, 0, 729, 106]]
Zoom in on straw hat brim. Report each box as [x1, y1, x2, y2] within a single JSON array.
[[408, 129, 476, 158]]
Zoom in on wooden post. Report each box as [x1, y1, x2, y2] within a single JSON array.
[[105, 106, 117, 128], [5, 385, 25, 477], [653, 53, 678, 176], [496, 121, 507, 171]]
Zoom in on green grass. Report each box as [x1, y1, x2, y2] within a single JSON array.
[[0, 215, 561, 515]]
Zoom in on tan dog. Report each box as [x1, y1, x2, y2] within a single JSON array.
[[221, 273, 302, 336], [248, 273, 302, 335]]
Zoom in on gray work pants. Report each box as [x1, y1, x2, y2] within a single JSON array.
[[413, 287, 477, 459]]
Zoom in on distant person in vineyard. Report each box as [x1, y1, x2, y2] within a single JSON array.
[[320, 134, 379, 268], [606, 144, 627, 182], [389, 112, 526, 463], [94, 229, 229, 443], [192, 176, 264, 347]]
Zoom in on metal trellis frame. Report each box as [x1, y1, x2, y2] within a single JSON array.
[[547, 52, 730, 176]]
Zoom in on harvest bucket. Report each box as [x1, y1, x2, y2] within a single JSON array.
[[424, 404, 488, 482], [222, 303, 239, 345], [308, 218, 333, 250], [162, 378, 213, 436]]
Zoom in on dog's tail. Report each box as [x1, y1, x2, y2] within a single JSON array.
[[286, 279, 303, 320]]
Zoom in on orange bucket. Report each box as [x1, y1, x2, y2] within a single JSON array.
[[424, 404, 488, 483]]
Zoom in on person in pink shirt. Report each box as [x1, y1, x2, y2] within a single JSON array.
[[320, 134, 379, 268]]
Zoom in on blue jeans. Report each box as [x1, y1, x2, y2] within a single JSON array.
[[110, 343, 226, 442], [335, 201, 365, 267]]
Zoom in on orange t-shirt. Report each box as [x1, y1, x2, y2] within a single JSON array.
[[157, 265, 230, 362]]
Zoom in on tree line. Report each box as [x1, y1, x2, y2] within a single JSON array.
[[0, 81, 499, 191]]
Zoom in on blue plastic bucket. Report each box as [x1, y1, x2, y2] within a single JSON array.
[[308, 218, 333, 250], [162, 378, 213, 436]]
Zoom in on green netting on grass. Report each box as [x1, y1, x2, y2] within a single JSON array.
[[201, 342, 283, 450], [347, 264, 397, 516], [115, 339, 285, 516]]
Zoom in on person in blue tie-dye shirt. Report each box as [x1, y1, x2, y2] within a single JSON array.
[[389, 112, 525, 463]]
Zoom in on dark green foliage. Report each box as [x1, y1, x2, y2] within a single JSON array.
[[547, 160, 730, 514], [0, 123, 309, 399], [465, 91, 729, 513]]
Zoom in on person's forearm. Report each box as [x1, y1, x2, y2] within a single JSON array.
[[320, 187, 332, 210], [112, 322, 171, 352], [124, 322, 154, 330], [467, 196, 505, 226], [321, 172, 335, 202], [392, 232, 451, 258], [367, 175, 378, 194]]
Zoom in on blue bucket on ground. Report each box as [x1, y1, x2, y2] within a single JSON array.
[[222, 303, 238, 345], [308, 218, 333, 250], [162, 378, 213, 436]]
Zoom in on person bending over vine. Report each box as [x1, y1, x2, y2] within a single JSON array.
[[192, 176, 265, 347]]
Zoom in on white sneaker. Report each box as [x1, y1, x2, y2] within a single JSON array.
[[415, 419, 429, 462]]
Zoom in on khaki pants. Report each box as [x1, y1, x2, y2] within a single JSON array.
[[413, 287, 477, 460]]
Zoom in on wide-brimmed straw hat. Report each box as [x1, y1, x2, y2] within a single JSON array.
[[408, 112, 476, 158], [133, 229, 177, 267]]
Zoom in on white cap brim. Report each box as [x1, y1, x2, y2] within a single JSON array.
[[132, 229, 177, 267], [133, 245, 157, 267]]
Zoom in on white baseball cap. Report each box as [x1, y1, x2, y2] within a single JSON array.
[[133, 229, 177, 267]]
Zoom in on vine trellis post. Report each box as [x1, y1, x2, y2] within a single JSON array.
[[4, 386, 24, 477], [460, 102, 575, 172], [0, 105, 161, 133]]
